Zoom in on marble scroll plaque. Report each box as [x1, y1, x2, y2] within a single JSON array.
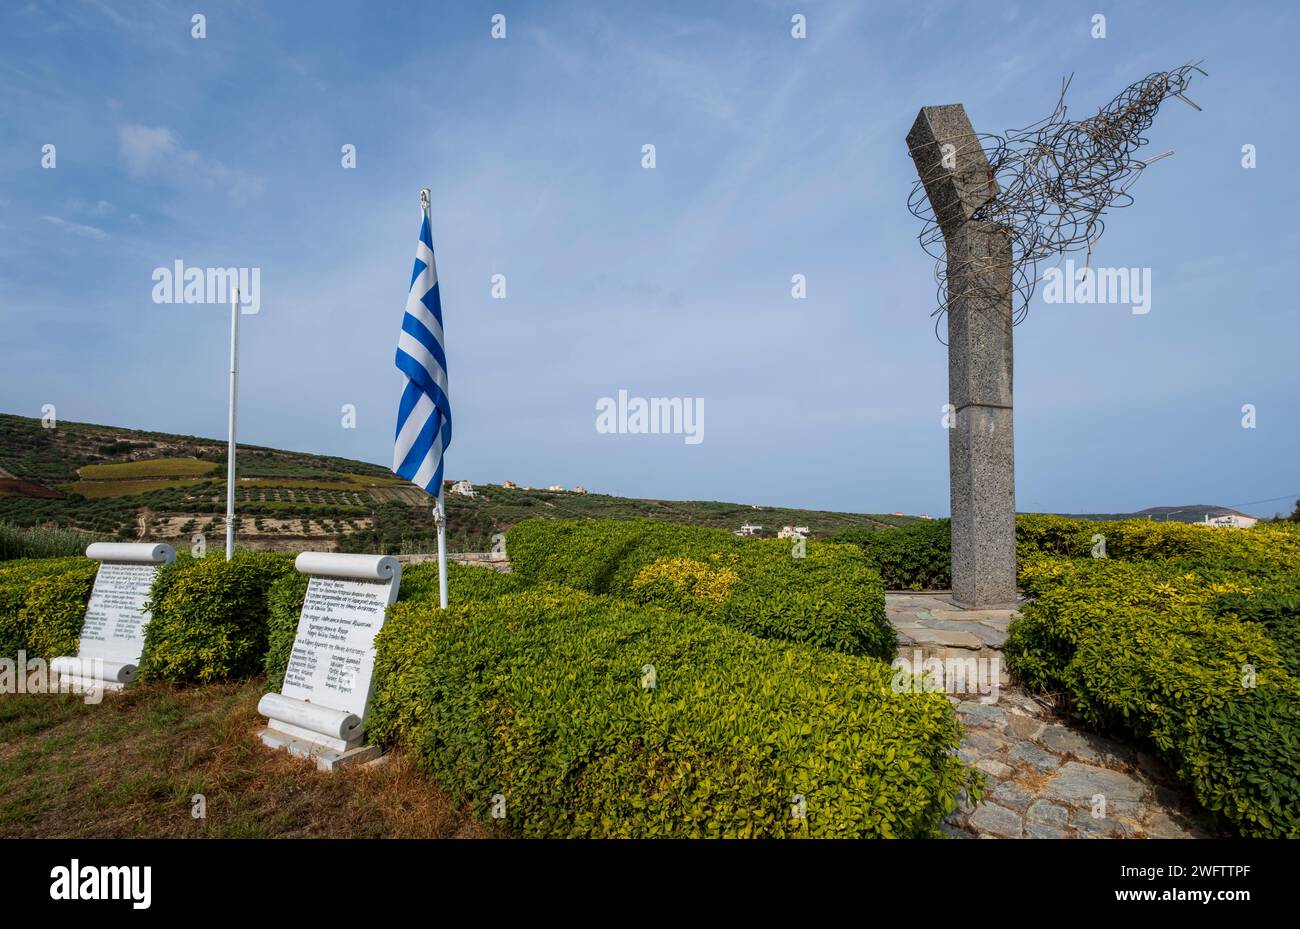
[[257, 552, 401, 770], [52, 542, 175, 693]]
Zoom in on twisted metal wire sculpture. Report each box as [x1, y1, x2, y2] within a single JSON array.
[[908, 62, 1206, 340]]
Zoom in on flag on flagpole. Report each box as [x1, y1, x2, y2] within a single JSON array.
[[392, 201, 452, 495]]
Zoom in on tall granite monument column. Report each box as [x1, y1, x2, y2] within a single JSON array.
[[906, 105, 1018, 609]]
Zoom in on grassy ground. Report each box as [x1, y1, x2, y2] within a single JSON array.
[[0, 677, 489, 838]]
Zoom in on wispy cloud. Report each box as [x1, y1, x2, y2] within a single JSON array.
[[117, 123, 263, 200], [118, 124, 178, 175], [42, 215, 110, 240]]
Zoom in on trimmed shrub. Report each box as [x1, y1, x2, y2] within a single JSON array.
[[506, 518, 742, 593], [832, 515, 1300, 592], [1015, 514, 1300, 574], [831, 520, 951, 590], [139, 552, 294, 684], [1005, 557, 1300, 837], [1212, 592, 1300, 678], [506, 519, 892, 659], [368, 586, 979, 838], [263, 569, 311, 693], [22, 562, 98, 660], [263, 559, 525, 691], [400, 560, 525, 605], [0, 556, 93, 660]]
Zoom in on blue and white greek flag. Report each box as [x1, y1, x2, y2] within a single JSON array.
[[392, 212, 452, 495]]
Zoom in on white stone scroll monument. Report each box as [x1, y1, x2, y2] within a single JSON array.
[[257, 552, 402, 771], [51, 542, 176, 693]]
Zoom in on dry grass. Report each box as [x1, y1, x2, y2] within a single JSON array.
[[0, 677, 491, 839]]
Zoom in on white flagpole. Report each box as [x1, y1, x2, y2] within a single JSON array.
[[225, 286, 240, 560], [422, 188, 449, 610], [435, 489, 448, 609]]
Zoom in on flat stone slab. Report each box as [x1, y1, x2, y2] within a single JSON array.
[[1043, 762, 1146, 804], [886, 594, 1016, 655], [904, 627, 984, 648], [968, 802, 1024, 838]]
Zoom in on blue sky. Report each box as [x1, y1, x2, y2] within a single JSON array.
[[2, 0, 1296, 518]]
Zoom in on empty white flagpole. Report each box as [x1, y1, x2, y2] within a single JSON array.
[[422, 189, 449, 610], [226, 286, 239, 560]]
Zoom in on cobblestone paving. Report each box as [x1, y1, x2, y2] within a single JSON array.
[[886, 593, 1219, 839]]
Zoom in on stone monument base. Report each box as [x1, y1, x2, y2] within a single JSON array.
[[950, 597, 1022, 611], [257, 727, 382, 772]]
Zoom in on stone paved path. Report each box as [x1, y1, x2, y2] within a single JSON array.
[[886, 593, 1219, 839]]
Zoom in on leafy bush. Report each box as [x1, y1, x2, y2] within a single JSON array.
[[1212, 592, 1300, 678], [831, 520, 951, 590], [400, 560, 525, 605], [0, 556, 94, 660], [506, 518, 738, 593], [139, 552, 293, 683], [262, 569, 311, 693], [1015, 514, 1300, 574], [831, 515, 1300, 593], [507, 519, 892, 658], [1005, 557, 1300, 837], [368, 585, 979, 838], [22, 562, 98, 660], [263, 560, 525, 691]]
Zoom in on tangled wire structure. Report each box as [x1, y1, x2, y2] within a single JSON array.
[[908, 62, 1206, 339]]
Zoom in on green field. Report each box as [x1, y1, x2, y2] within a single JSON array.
[[78, 457, 218, 479]]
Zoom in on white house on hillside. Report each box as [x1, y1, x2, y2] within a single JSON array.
[[735, 523, 763, 537], [1203, 512, 1258, 529], [450, 480, 476, 497], [777, 525, 810, 539]]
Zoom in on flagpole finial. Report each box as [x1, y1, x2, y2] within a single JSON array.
[[419, 188, 430, 209]]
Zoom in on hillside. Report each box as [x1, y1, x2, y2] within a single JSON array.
[[1059, 505, 1262, 524], [0, 413, 918, 553]]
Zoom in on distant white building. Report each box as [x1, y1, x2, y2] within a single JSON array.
[[502, 480, 518, 489], [777, 525, 810, 539], [547, 484, 566, 492], [735, 523, 763, 537], [572, 486, 589, 495], [450, 480, 476, 497], [1203, 512, 1258, 529]]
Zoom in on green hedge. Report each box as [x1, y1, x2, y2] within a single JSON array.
[[139, 552, 294, 684], [506, 519, 892, 659], [22, 563, 98, 661], [1015, 514, 1300, 575], [368, 585, 978, 838], [0, 556, 94, 660], [1212, 591, 1300, 678], [829, 515, 1300, 591], [1005, 557, 1300, 837], [264, 560, 524, 692], [263, 569, 310, 693], [830, 520, 951, 590]]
